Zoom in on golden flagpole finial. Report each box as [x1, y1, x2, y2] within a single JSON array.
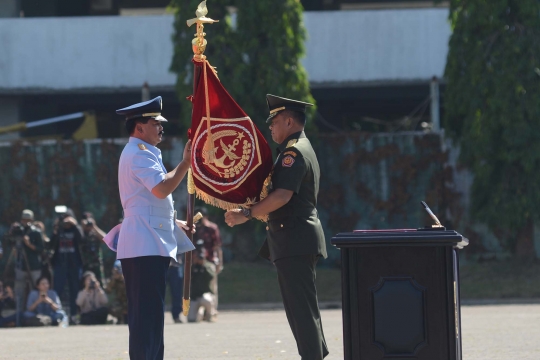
[[187, 1, 219, 60]]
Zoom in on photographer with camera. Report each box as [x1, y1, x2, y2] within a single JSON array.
[[24, 276, 66, 326], [76, 271, 108, 325], [49, 206, 84, 323], [6, 210, 45, 314], [80, 212, 106, 286]]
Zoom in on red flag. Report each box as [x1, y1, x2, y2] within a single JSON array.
[[188, 59, 273, 210]]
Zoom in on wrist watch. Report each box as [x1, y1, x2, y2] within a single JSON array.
[[241, 208, 253, 220]]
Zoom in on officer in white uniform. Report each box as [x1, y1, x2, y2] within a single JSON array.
[[111, 96, 193, 360]]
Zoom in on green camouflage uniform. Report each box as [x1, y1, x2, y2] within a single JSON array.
[[80, 230, 104, 285], [105, 275, 128, 324]]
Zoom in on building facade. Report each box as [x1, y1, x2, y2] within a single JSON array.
[[0, 1, 450, 139]]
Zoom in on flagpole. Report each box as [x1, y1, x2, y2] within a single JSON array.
[[183, 0, 218, 317], [182, 65, 201, 317]]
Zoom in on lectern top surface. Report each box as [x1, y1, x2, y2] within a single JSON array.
[[331, 229, 468, 249], [354, 229, 416, 233]]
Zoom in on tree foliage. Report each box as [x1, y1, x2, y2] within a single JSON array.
[[169, 0, 238, 130], [444, 1, 540, 254], [232, 0, 316, 134], [169, 0, 315, 137]]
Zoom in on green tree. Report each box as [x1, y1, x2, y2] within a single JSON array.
[[232, 0, 316, 135], [169, 0, 316, 137], [444, 1, 540, 257], [169, 0, 239, 132]]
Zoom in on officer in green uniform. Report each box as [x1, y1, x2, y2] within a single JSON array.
[[225, 94, 329, 360]]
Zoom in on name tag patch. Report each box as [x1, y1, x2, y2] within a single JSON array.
[[282, 155, 295, 167]]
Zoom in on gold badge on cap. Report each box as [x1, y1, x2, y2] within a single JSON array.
[[138, 143, 147, 150], [286, 139, 297, 148]]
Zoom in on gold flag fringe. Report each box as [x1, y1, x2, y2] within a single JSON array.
[[193, 171, 272, 223], [259, 172, 272, 202], [194, 187, 241, 211], [251, 172, 272, 222]]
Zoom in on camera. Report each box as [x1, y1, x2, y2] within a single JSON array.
[[55, 205, 67, 215], [9, 223, 25, 237], [55, 205, 68, 221], [8, 223, 26, 247], [54, 205, 74, 229], [89, 279, 96, 289]]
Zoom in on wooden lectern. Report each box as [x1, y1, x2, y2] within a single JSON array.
[[331, 228, 468, 360]]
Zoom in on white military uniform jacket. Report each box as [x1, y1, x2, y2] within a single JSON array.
[[104, 137, 194, 259]]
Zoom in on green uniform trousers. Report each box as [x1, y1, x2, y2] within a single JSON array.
[[275, 254, 329, 360]]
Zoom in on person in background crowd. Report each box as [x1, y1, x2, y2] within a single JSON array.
[[24, 276, 66, 326], [49, 207, 84, 324], [167, 254, 184, 323], [0, 280, 18, 327], [76, 271, 108, 325], [11, 210, 45, 313], [80, 212, 106, 286], [105, 260, 128, 324], [187, 243, 216, 323], [32, 221, 49, 243], [194, 207, 222, 315], [33, 220, 53, 285], [0, 233, 4, 281]]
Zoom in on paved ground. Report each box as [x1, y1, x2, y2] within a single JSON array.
[[0, 304, 539, 359]]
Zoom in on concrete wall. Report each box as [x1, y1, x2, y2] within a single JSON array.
[[0, 97, 20, 140], [0, 15, 176, 93], [304, 9, 451, 86], [0, 0, 18, 18], [0, 8, 451, 93]]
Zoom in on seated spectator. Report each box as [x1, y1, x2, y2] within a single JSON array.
[[105, 260, 128, 324], [76, 271, 108, 325], [187, 245, 216, 323], [0, 280, 19, 327], [24, 276, 66, 326]]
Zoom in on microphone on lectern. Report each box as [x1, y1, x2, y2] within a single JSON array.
[[421, 201, 443, 227]]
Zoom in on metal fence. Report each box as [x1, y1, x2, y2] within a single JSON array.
[[0, 132, 488, 274]]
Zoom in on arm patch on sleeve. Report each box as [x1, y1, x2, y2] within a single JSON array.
[[282, 155, 295, 167], [283, 151, 297, 157]]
